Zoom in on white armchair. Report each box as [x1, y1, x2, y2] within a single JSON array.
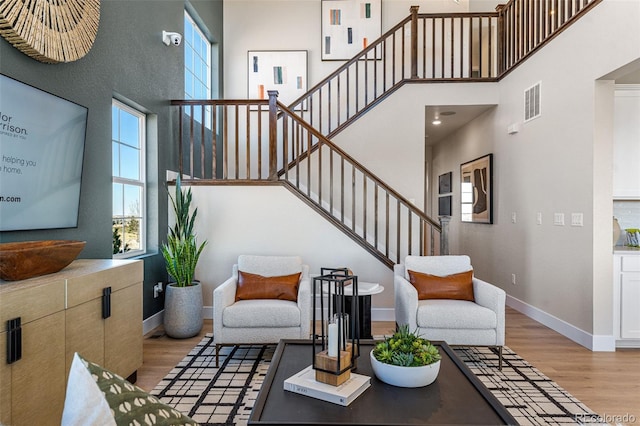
[[394, 255, 506, 368], [213, 255, 311, 366]]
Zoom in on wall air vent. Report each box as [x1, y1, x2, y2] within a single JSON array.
[[524, 81, 541, 122]]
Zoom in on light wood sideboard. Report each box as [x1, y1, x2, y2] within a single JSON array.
[[0, 259, 143, 425]]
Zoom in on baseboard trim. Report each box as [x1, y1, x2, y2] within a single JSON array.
[[143, 310, 164, 335], [203, 306, 213, 320], [371, 308, 395, 322], [506, 295, 615, 352]]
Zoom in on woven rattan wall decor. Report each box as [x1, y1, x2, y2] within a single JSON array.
[[0, 0, 101, 64]]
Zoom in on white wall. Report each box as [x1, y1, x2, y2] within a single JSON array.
[[333, 83, 498, 211], [431, 0, 640, 349], [191, 185, 394, 316]]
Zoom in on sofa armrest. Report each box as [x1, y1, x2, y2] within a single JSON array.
[[473, 278, 506, 345], [394, 275, 419, 330], [213, 276, 237, 341], [297, 268, 311, 338]]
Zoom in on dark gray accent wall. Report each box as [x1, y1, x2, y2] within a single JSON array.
[[0, 0, 223, 320]]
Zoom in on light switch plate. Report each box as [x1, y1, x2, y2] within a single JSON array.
[[571, 213, 584, 227], [536, 212, 542, 225], [554, 213, 565, 226]]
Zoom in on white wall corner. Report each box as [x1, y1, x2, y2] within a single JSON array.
[[507, 295, 615, 352]]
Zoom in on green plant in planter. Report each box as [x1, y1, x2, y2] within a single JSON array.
[[161, 176, 207, 287], [373, 324, 441, 367]]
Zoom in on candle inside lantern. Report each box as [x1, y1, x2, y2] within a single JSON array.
[[327, 322, 338, 357]]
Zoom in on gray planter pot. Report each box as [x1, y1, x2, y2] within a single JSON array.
[[164, 281, 203, 338]]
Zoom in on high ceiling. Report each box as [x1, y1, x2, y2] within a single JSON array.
[[424, 105, 496, 145]]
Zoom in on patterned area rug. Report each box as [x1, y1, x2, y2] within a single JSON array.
[[151, 334, 599, 425]]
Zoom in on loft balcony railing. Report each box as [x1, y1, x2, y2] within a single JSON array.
[[287, 0, 601, 138]]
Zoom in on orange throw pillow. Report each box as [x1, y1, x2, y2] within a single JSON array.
[[407, 269, 475, 301], [235, 271, 301, 302]]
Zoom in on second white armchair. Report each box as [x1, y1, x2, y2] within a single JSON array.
[[394, 255, 506, 368]]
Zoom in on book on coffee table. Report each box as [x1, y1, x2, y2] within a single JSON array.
[[284, 365, 370, 406]]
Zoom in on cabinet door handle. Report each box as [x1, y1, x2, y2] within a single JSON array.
[[6, 317, 22, 364], [102, 287, 112, 319]]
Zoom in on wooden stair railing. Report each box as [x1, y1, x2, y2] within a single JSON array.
[[276, 100, 442, 267], [284, 0, 601, 141], [286, 6, 500, 140], [171, 94, 443, 268]]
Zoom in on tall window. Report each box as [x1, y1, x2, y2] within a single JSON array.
[[112, 100, 146, 257], [184, 10, 212, 128]]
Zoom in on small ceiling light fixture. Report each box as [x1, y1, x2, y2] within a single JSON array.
[[432, 119, 442, 125], [440, 111, 456, 116]]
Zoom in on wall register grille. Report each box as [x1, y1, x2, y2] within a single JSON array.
[[524, 82, 542, 122]]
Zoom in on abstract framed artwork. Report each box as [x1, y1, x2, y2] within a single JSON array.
[[321, 0, 381, 61], [247, 50, 308, 109], [460, 154, 493, 224], [438, 196, 452, 216], [439, 172, 452, 194]]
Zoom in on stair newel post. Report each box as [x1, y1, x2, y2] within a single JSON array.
[[268, 90, 279, 180], [410, 5, 419, 79], [439, 216, 450, 255], [495, 4, 506, 76]]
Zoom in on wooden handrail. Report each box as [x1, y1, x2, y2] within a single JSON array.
[[276, 101, 440, 229]]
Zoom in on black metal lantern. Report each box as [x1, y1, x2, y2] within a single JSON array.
[[312, 267, 360, 386]]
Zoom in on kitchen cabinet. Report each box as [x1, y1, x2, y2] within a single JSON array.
[[613, 87, 640, 199], [613, 251, 640, 347], [0, 259, 143, 425]]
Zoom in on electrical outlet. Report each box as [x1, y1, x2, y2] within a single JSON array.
[[511, 212, 517, 223], [511, 274, 516, 285], [536, 212, 542, 225], [154, 282, 163, 298]]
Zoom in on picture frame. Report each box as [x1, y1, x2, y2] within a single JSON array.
[[247, 50, 308, 110], [438, 196, 452, 216], [438, 172, 452, 194], [460, 154, 493, 224], [321, 0, 381, 61]]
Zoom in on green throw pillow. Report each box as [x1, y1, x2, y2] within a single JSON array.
[[62, 352, 197, 426]]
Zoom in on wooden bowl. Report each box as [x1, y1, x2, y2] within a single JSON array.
[[0, 240, 86, 281]]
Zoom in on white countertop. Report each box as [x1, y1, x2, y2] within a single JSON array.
[[614, 246, 640, 255]]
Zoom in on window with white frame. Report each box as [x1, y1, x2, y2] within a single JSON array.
[[112, 100, 146, 257], [184, 10, 212, 128]]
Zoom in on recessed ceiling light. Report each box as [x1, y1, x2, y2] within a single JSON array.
[[432, 120, 442, 125], [440, 111, 456, 116]]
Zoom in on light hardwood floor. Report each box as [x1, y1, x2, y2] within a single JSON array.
[[138, 308, 640, 423]]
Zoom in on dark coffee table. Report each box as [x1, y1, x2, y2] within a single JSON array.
[[249, 340, 517, 425]]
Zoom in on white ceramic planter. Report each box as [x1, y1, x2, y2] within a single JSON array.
[[369, 350, 440, 388]]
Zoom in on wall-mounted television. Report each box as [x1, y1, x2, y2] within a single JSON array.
[[0, 74, 88, 231]]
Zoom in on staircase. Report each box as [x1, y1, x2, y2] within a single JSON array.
[[171, 0, 601, 268]]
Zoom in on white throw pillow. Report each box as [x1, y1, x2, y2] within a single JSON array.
[[61, 353, 116, 426]]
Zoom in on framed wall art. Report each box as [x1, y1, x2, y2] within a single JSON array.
[[460, 154, 493, 224], [247, 50, 308, 109], [321, 0, 381, 61], [438, 195, 452, 216], [438, 172, 452, 194]]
